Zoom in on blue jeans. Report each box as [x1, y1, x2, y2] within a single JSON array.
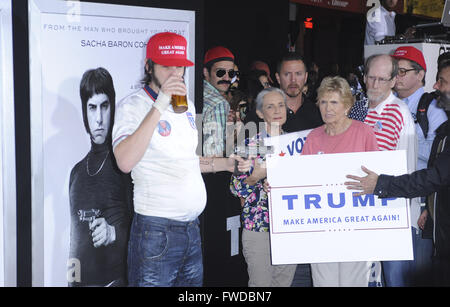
[[127, 214, 203, 287], [382, 227, 433, 286]]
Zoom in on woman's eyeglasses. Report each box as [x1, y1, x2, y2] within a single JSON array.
[[216, 69, 240, 78]]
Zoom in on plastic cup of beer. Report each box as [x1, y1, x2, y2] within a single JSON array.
[[171, 95, 188, 113]]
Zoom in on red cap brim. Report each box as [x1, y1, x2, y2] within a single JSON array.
[[151, 57, 194, 67]]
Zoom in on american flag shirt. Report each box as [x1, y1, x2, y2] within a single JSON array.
[[364, 92, 417, 158], [364, 92, 421, 230]]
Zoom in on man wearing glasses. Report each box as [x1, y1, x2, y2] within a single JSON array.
[[393, 46, 448, 171], [364, 53, 418, 286], [202, 46, 237, 156]]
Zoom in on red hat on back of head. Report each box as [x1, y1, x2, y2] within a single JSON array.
[[392, 46, 427, 71], [250, 60, 273, 83], [204, 46, 234, 66], [146, 32, 194, 67]]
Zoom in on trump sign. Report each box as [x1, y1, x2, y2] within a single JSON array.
[[266, 150, 413, 265]]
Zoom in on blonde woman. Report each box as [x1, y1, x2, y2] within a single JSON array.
[[302, 76, 380, 286]]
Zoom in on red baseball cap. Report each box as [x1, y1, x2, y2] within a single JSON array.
[[250, 60, 274, 84], [204, 46, 234, 66], [392, 46, 427, 71], [146, 32, 194, 67]]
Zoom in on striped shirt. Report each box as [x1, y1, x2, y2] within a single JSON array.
[[364, 92, 421, 229], [365, 101, 404, 151], [364, 92, 417, 171]]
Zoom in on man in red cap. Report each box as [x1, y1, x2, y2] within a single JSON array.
[[202, 46, 236, 156], [392, 46, 447, 286], [112, 32, 247, 287], [393, 46, 447, 170], [250, 60, 274, 86]]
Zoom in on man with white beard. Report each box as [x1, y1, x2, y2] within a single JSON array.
[[363, 53, 418, 286], [345, 60, 450, 285], [363, 54, 417, 175]]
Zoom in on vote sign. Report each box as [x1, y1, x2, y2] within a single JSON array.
[[266, 150, 413, 265]]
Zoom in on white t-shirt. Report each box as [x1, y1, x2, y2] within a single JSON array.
[[112, 87, 206, 222], [365, 5, 396, 45]]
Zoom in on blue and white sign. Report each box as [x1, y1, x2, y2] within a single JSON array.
[[266, 150, 413, 265], [263, 129, 312, 157]]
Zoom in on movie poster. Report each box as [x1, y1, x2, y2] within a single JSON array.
[[29, 0, 195, 286]]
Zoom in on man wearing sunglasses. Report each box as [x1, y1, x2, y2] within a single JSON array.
[[202, 46, 236, 157]]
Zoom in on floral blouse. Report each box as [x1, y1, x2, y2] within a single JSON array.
[[230, 132, 270, 232]]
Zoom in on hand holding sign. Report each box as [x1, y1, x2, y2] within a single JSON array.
[[267, 150, 412, 264]]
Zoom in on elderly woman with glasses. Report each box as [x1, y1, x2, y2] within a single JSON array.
[[302, 76, 380, 287], [230, 87, 297, 287]]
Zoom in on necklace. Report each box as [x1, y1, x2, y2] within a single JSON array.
[[86, 150, 110, 176]]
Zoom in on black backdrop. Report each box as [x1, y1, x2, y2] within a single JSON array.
[[11, 0, 290, 286]]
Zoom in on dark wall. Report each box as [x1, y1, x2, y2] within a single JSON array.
[[12, 0, 32, 288], [204, 0, 290, 85], [201, 1, 290, 286], [296, 5, 366, 79]]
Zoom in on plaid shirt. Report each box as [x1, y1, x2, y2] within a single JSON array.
[[202, 80, 230, 157]]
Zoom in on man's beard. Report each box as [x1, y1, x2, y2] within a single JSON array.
[[367, 90, 386, 104], [152, 74, 162, 89], [150, 69, 185, 90], [285, 84, 302, 98], [436, 90, 450, 110]]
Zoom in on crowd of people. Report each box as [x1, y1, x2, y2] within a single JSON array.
[[218, 45, 449, 287], [197, 38, 450, 287], [75, 27, 450, 287]]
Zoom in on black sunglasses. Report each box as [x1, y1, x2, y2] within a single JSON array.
[[216, 69, 237, 78]]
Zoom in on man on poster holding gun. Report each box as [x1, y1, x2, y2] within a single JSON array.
[[68, 67, 133, 287], [77, 209, 113, 248]]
